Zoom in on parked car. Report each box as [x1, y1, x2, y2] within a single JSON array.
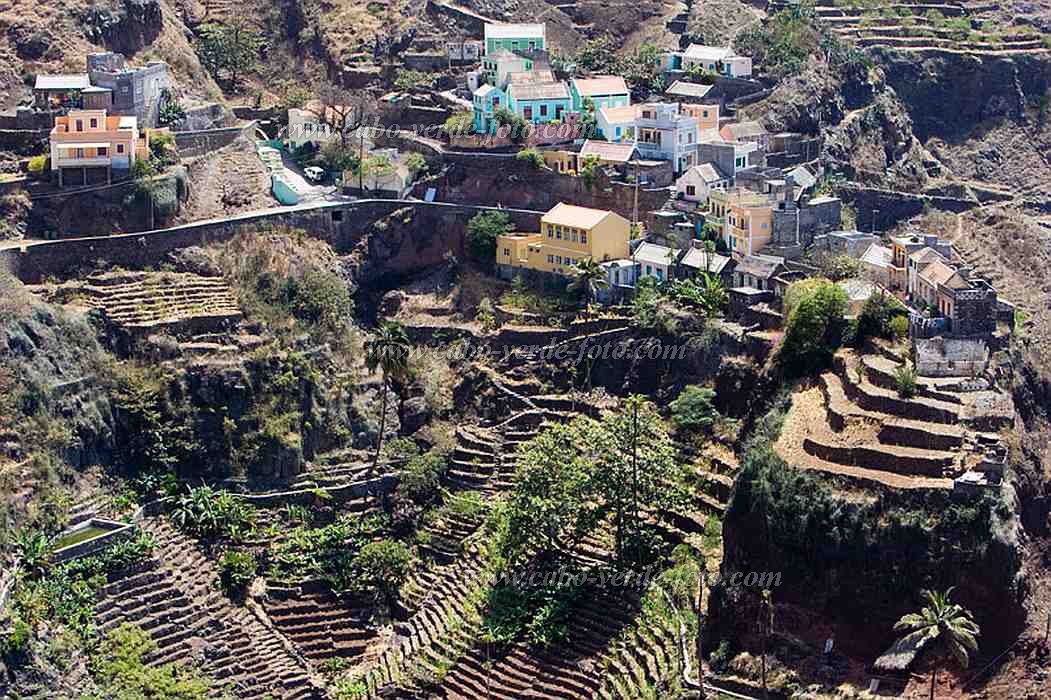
[[304, 166, 325, 182]]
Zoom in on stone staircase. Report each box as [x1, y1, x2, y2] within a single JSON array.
[[95, 518, 324, 699]]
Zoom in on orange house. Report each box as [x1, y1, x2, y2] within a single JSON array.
[[49, 109, 149, 186]]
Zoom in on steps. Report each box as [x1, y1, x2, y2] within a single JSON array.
[[263, 589, 376, 662]]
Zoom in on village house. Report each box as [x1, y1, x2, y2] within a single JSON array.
[[680, 45, 752, 78], [678, 241, 733, 285], [859, 242, 895, 289], [49, 108, 148, 186], [34, 74, 91, 111], [86, 52, 172, 126], [679, 102, 720, 131], [286, 104, 368, 151], [633, 103, 701, 173], [889, 233, 953, 292], [709, 188, 774, 256], [665, 80, 718, 106], [472, 84, 507, 134], [484, 23, 546, 55], [675, 162, 730, 204], [695, 138, 761, 179], [569, 76, 631, 112], [719, 121, 770, 152], [507, 81, 572, 125], [914, 258, 967, 311], [495, 203, 631, 281], [33, 53, 172, 126], [732, 253, 787, 290], [633, 242, 680, 282], [596, 104, 638, 142], [446, 39, 483, 63], [482, 49, 532, 90], [839, 278, 881, 318], [600, 259, 638, 301]]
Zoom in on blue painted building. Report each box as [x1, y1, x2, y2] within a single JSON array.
[[569, 76, 631, 112], [507, 81, 571, 124], [472, 84, 507, 134]]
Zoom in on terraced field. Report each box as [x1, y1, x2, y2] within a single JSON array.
[[775, 344, 1009, 490], [813, 0, 1051, 54], [96, 518, 323, 699]]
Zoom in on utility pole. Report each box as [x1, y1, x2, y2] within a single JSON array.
[[632, 158, 640, 228], [631, 398, 639, 567], [871, 208, 879, 234], [359, 128, 365, 193]]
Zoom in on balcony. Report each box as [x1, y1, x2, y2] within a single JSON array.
[[54, 155, 113, 168]]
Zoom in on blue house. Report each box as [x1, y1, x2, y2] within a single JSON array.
[[569, 76, 630, 112], [507, 81, 571, 124], [473, 84, 507, 134]]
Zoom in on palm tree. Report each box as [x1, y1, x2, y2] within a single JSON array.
[[696, 271, 728, 317], [364, 321, 410, 470], [568, 257, 609, 320], [893, 588, 980, 700], [568, 258, 609, 391]]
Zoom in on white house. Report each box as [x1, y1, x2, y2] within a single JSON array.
[[288, 106, 347, 151], [634, 242, 680, 282], [682, 45, 752, 78], [676, 162, 730, 204], [596, 104, 639, 143]]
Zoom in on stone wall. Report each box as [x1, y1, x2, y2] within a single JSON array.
[[412, 155, 671, 222], [175, 124, 256, 158], [951, 285, 998, 337], [5, 200, 543, 284]]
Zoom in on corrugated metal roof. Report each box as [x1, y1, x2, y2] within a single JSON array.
[[508, 81, 569, 101], [666, 80, 713, 98], [35, 74, 90, 91], [572, 76, 629, 97], [579, 139, 637, 163]]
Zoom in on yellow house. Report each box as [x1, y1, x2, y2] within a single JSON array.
[[708, 188, 774, 256], [496, 203, 631, 279]]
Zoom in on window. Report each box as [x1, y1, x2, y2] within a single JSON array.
[[581, 232, 587, 244], [304, 123, 314, 132], [503, 248, 510, 257], [646, 265, 652, 275], [703, 110, 709, 118], [523, 106, 532, 120], [529, 41, 537, 50], [556, 229, 562, 240], [332, 210, 344, 222], [75, 120, 83, 132], [547, 226, 553, 238], [572, 231, 578, 243], [539, 104, 547, 117], [547, 254, 554, 263], [761, 223, 768, 230], [657, 269, 664, 280], [556, 255, 563, 264], [116, 144, 124, 154], [98, 147, 108, 156], [686, 185, 696, 196], [493, 96, 500, 106], [74, 148, 85, 158], [89, 118, 98, 129]]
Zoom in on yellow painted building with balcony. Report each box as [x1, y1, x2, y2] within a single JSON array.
[[496, 203, 631, 280], [708, 188, 773, 257]]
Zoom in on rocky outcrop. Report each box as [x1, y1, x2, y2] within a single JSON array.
[[872, 49, 1051, 141], [80, 0, 164, 55], [748, 55, 930, 189]]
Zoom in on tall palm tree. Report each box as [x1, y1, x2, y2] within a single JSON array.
[[568, 258, 609, 390], [893, 588, 980, 700], [696, 271, 728, 317], [364, 321, 410, 470]]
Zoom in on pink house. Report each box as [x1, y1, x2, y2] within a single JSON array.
[[49, 109, 149, 186]]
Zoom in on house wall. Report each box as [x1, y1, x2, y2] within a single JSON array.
[[486, 36, 544, 55], [510, 97, 570, 124], [676, 170, 710, 203], [680, 103, 719, 130], [89, 57, 171, 126]]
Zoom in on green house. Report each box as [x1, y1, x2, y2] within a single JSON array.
[[484, 23, 546, 56]]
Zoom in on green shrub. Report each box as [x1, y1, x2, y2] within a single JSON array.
[[669, 385, 720, 434], [780, 279, 849, 377], [399, 449, 449, 505], [170, 485, 256, 541], [394, 69, 434, 92], [515, 148, 546, 169], [1, 617, 32, 665], [27, 155, 49, 177], [218, 550, 256, 599], [93, 623, 212, 698], [466, 210, 514, 264], [888, 314, 910, 339], [351, 539, 412, 606], [442, 112, 473, 137], [894, 364, 917, 398], [709, 639, 734, 673], [279, 269, 353, 329]]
